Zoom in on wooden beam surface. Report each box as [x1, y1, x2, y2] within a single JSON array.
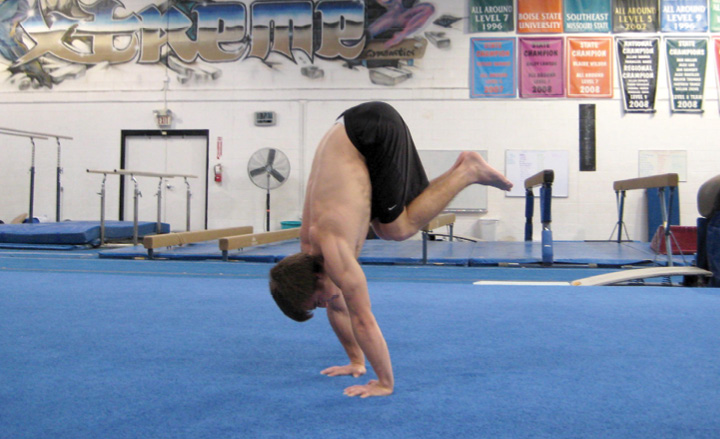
[[143, 226, 253, 249], [422, 213, 456, 232], [524, 169, 554, 189], [219, 227, 301, 251], [613, 173, 679, 191]]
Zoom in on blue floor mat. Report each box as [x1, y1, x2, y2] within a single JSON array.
[[98, 238, 693, 267], [2, 267, 719, 439]]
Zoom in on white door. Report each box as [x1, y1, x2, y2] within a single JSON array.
[[122, 133, 207, 232]]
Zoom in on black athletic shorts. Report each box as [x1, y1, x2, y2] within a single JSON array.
[[341, 101, 429, 224]]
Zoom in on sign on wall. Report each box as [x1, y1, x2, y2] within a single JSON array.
[[0, 0, 448, 91], [469, 38, 517, 98], [566, 37, 614, 98], [505, 150, 570, 198], [617, 38, 659, 113], [666, 38, 708, 113], [638, 150, 688, 181], [714, 38, 720, 108], [612, 0, 660, 32], [564, 0, 612, 33], [469, 0, 514, 33], [712, 0, 720, 31], [661, 0, 708, 32], [517, 0, 563, 33], [519, 38, 564, 98]]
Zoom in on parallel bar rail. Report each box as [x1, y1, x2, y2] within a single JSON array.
[[87, 169, 197, 245], [0, 128, 72, 221]]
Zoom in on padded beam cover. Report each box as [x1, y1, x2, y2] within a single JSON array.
[[613, 173, 678, 191], [143, 226, 253, 249], [422, 213, 456, 232], [219, 227, 301, 252], [525, 169, 554, 189]]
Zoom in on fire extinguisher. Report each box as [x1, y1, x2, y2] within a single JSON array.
[[214, 164, 222, 183]]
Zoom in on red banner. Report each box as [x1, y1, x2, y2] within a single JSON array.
[[566, 37, 614, 98], [517, 0, 563, 33]]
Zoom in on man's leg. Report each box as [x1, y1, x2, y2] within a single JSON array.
[[372, 151, 512, 241]]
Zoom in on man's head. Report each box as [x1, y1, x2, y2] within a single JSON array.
[[269, 252, 324, 322]]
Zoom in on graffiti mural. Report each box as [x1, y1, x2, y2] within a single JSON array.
[[0, 0, 449, 89]]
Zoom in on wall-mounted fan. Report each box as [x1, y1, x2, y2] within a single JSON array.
[[247, 147, 291, 231]]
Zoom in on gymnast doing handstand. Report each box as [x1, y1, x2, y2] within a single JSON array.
[[269, 101, 513, 398]]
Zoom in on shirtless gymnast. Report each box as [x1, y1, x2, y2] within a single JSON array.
[[269, 101, 513, 398]]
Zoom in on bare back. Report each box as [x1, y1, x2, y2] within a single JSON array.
[[301, 123, 371, 258]]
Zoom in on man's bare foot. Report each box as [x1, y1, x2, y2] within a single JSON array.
[[459, 151, 513, 191]]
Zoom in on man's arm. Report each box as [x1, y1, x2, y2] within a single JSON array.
[[319, 234, 394, 397], [322, 289, 367, 378]]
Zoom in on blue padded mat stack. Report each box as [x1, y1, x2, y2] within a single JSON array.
[[707, 215, 720, 286], [0, 221, 170, 246]]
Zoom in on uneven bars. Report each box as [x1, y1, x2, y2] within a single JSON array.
[[0, 130, 48, 140], [113, 169, 198, 179], [0, 126, 73, 140]]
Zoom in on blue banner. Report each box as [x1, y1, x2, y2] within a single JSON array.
[[564, 0, 612, 33], [661, 0, 708, 32], [470, 38, 516, 98]]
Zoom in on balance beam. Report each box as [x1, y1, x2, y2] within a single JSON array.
[[422, 213, 456, 233], [611, 173, 680, 267], [219, 227, 301, 261], [421, 213, 456, 264], [143, 226, 254, 259], [571, 266, 712, 286], [613, 173, 678, 192], [524, 169, 554, 189]]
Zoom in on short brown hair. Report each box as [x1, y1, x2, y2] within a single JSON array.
[[269, 252, 324, 322]]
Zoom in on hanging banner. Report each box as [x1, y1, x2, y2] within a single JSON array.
[[661, 0, 708, 32], [564, 0, 612, 33], [617, 38, 659, 113], [612, 0, 660, 32], [566, 37, 614, 98], [712, 0, 720, 32], [519, 38, 565, 98], [469, 38, 516, 98], [666, 38, 707, 113], [518, 0, 563, 33], [469, 0, 514, 33], [714, 38, 720, 107]]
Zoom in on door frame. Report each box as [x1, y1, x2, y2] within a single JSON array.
[[119, 129, 209, 229]]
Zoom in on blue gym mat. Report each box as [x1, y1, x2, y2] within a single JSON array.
[[0, 221, 170, 246], [98, 238, 693, 267], [2, 260, 719, 439]]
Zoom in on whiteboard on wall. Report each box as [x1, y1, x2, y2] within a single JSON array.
[[505, 150, 569, 198], [638, 150, 687, 181], [418, 150, 488, 212]]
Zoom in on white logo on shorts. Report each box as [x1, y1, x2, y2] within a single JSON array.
[[388, 204, 397, 211]]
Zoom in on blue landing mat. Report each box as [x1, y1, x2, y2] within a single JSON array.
[[99, 239, 691, 267], [0, 221, 170, 246], [99, 240, 476, 265], [469, 241, 692, 267], [2, 269, 720, 439]]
